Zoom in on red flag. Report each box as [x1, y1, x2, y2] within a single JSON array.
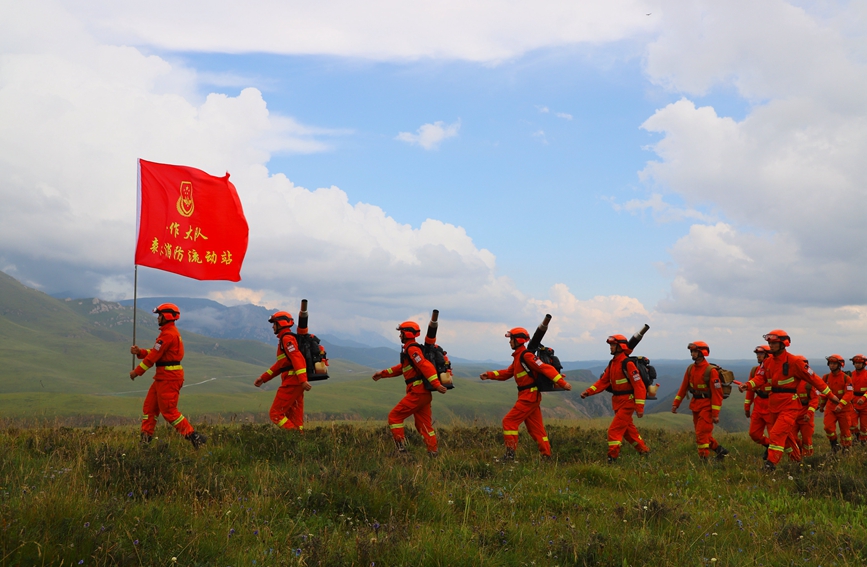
[[135, 159, 249, 281]]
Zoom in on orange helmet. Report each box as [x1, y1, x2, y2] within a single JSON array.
[[826, 354, 845, 368], [506, 327, 530, 345], [396, 321, 421, 339], [153, 303, 180, 321], [754, 345, 771, 354], [851, 354, 867, 364], [606, 334, 629, 351], [688, 341, 710, 356], [763, 329, 791, 347], [268, 311, 294, 333]]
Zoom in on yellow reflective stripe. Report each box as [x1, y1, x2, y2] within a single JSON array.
[[403, 366, 413, 373], [137, 362, 149, 371], [769, 444, 784, 452], [385, 368, 395, 375], [390, 423, 404, 429], [284, 370, 296, 376], [778, 377, 795, 385], [615, 378, 628, 385], [427, 430, 436, 436], [298, 426, 303, 431], [266, 369, 274, 376], [695, 384, 707, 389], [504, 430, 519, 436], [492, 371, 500, 377], [516, 371, 528, 378], [171, 415, 185, 426], [426, 375, 437, 381], [552, 374, 562, 382], [542, 436, 549, 442], [674, 395, 682, 401], [608, 440, 622, 446], [748, 380, 756, 389], [295, 368, 307, 374], [809, 407, 816, 412], [276, 353, 286, 360], [821, 387, 831, 394], [697, 443, 709, 449], [277, 417, 289, 427], [141, 415, 149, 420], [162, 365, 182, 371], [529, 387, 538, 392], [711, 405, 721, 410], [784, 447, 793, 453], [590, 385, 598, 391], [410, 380, 423, 386], [635, 399, 645, 405]]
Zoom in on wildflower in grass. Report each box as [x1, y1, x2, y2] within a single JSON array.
[[84, 522, 90, 528], [127, 492, 133, 498], [253, 530, 258, 535], [295, 549, 302, 556], [133, 540, 139, 546], [78, 561, 84, 565]]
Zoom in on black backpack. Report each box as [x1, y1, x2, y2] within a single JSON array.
[[604, 356, 656, 395], [518, 345, 563, 392], [294, 333, 329, 381], [422, 343, 455, 391]]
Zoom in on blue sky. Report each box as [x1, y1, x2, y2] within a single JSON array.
[[2, 1, 866, 360]]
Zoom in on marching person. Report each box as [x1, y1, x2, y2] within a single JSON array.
[[581, 334, 649, 463], [740, 330, 834, 471], [794, 374, 819, 457], [254, 311, 310, 431], [480, 328, 571, 460], [671, 342, 728, 460], [373, 321, 447, 457], [129, 303, 206, 449], [744, 345, 773, 458], [849, 355, 867, 444], [818, 354, 854, 453]]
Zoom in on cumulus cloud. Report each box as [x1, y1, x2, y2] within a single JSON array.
[[555, 112, 573, 121], [58, 0, 657, 63], [395, 120, 461, 150], [637, 1, 867, 323]]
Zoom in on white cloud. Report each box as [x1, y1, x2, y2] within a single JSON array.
[[609, 192, 713, 223], [536, 105, 550, 113], [396, 120, 461, 150], [555, 112, 573, 121], [531, 130, 548, 145], [52, 0, 658, 63]]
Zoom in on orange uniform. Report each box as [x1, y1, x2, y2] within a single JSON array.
[[583, 352, 648, 460], [820, 369, 854, 448], [794, 380, 818, 457], [744, 365, 772, 447], [850, 368, 867, 442], [259, 330, 309, 430], [746, 352, 831, 465], [379, 341, 443, 453], [672, 359, 724, 458], [133, 321, 194, 437], [484, 346, 568, 457]]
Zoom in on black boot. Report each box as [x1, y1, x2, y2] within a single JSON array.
[[607, 455, 617, 464], [830, 439, 840, 453], [502, 448, 516, 461], [763, 459, 776, 472], [186, 431, 207, 450], [714, 445, 729, 460], [395, 439, 407, 453], [761, 445, 769, 460], [140, 432, 153, 446]]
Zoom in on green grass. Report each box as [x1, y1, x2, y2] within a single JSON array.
[[1, 422, 866, 566]]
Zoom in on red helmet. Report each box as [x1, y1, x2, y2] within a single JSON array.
[[153, 303, 180, 321], [268, 311, 294, 333], [606, 334, 629, 351], [688, 341, 710, 356], [826, 354, 845, 368], [754, 345, 771, 354], [763, 329, 791, 347], [851, 354, 867, 364], [505, 327, 530, 345], [397, 321, 421, 338]]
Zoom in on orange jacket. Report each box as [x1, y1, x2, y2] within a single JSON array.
[[746, 351, 831, 413], [744, 365, 771, 414], [259, 331, 308, 387], [795, 379, 819, 417], [583, 352, 646, 414], [133, 321, 184, 381], [819, 369, 854, 413], [484, 346, 567, 401], [672, 359, 723, 418], [850, 368, 867, 406], [380, 341, 442, 394]]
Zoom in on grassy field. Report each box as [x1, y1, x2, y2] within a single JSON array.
[[1, 421, 866, 566]]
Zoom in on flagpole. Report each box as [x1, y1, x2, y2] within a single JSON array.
[[132, 264, 138, 371]]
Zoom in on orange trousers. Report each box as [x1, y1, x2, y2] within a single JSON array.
[[141, 380, 193, 436], [692, 407, 720, 458], [795, 412, 815, 457], [851, 403, 867, 441], [823, 410, 853, 446], [502, 396, 550, 456], [388, 391, 437, 452], [748, 410, 772, 446], [766, 410, 801, 465], [270, 386, 305, 430], [607, 406, 648, 459]]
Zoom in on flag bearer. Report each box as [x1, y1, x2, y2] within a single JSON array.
[[130, 303, 206, 449], [581, 334, 649, 463], [373, 321, 447, 457], [671, 341, 728, 460], [254, 311, 310, 431], [480, 328, 571, 460]]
